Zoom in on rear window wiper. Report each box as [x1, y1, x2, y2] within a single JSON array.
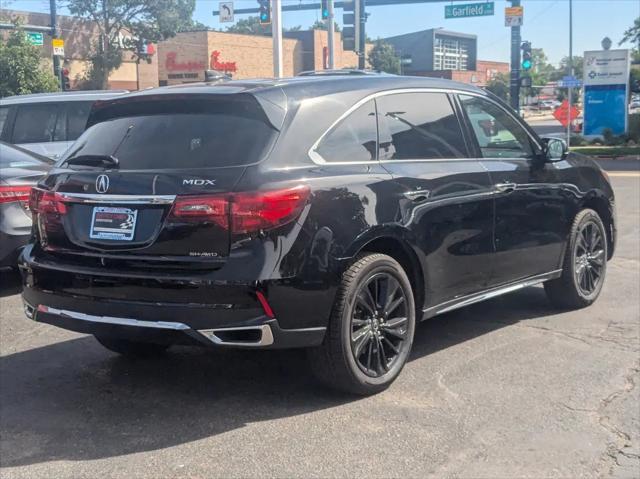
[[61, 155, 120, 169]]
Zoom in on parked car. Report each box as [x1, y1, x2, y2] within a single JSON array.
[[0, 142, 53, 267], [20, 76, 616, 395], [0, 90, 128, 160]]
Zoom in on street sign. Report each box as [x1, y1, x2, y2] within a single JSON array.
[[559, 76, 582, 88], [26, 32, 43, 46], [553, 100, 580, 128], [583, 49, 631, 136], [445, 2, 494, 19], [505, 6, 523, 27], [219, 2, 234, 23], [52, 38, 65, 57]]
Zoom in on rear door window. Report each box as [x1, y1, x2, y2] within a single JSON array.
[[61, 98, 277, 169], [314, 100, 378, 163], [66, 101, 93, 140], [377, 92, 468, 160], [12, 103, 60, 144]]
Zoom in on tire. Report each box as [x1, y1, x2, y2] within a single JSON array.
[[94, 335, 170, 358], [308, 253, 416, 395], [544, 208, 608, 309]]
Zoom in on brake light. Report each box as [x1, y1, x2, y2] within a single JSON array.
[[231, 186, 310, 234], [169, 185, 310, 234], [0, 185, 32, 205], [170, 195, 228, 229], [29, 188, 67, 214]]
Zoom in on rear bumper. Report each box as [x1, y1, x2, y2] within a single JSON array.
[[23, 300, 325, 349]]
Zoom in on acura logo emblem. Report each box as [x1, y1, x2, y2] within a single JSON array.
[[96, 175, 110, 194]]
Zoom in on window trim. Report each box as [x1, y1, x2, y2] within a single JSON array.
[[308, 88, 543, 166]]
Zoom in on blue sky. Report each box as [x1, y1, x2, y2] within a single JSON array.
[[4, 0, 640, 65]]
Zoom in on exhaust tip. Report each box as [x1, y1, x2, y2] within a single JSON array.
[[23, 300, 35, 319], [198, 324, 274, 347]]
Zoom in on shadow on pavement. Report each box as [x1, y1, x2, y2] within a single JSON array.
[[0, 269, 21, 298], [0, 286, 558, 467]]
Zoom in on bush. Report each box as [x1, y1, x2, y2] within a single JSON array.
[[569, 134, 588, 146]]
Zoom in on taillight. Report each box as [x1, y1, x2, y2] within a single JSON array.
[[0, 185, 32, 206], [231, 186, 311, 234], [169, 185, 310, 234], [29, 188, 67, 214], [169, 195, 228, 229]]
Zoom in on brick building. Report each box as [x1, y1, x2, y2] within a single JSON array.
[[157, 29, 367, 85]]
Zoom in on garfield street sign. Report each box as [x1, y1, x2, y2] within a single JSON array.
[[445, 2, 495, 19]]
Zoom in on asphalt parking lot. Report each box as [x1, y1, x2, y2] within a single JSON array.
[[1, 171, 638, 479]]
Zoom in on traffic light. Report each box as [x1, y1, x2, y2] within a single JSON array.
[[521, 41, 532, 71], [321, 0, 329, 20], [342, 0, 361, 53], [61, 68, 71, 91], [258, 0, 271, 25]]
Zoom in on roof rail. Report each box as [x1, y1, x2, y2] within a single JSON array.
[[297, 69, 388, 77]]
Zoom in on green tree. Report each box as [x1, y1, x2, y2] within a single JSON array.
[[553, 55, 584, 81], [66, 0, 196, 89], [309, 20, 341, 32], [620, 17, 640, 45], [522, 48, 555, 98], [0, 28, 59, 97], [225, 16, 301, 36], [485, 72, 510, 102], [368, 40, 400, 74]]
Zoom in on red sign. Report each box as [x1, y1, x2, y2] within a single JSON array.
[[165, 52, 206, 72], [553, 100, 581, 128], [210, 50, 237, 73]]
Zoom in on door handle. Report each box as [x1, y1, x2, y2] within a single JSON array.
[[494, 182, 517, 193], [403, 190, 430, 203]]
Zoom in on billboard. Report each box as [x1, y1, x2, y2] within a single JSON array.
[[583, 49, 630, 136]]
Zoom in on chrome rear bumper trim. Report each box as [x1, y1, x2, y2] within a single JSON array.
[[36, 305, 190, 330], [197, 325, 275, 347], [34, 305, 275, 347]]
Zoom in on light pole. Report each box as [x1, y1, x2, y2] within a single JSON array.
[[272, 0, 283, 78], [327, 0, 335, 69], [566, 0, 573, 146]]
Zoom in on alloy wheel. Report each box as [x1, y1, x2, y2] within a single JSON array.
[[350, 272, 409, 377], [574, 221, 605, 296]]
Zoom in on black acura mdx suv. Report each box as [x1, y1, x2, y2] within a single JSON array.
[[20, 75, 616, 395]]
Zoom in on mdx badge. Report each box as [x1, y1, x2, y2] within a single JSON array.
[[96, 174, 110, 194], [183, 179, 216, 186]]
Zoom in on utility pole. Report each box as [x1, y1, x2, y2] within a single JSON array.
[[272, 0, 283, 78], [566, 0, 573, 146], [358, 0, 366, 69], [509, 0, 521, 112], [49, 0, 63, 90], [327, 0, 335, 69]]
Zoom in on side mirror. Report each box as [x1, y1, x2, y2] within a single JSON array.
[[542, 137, 568, 161]]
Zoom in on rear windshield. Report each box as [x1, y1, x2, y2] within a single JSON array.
[[60, 99, 277, 170]]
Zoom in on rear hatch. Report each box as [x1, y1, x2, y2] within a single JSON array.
[[30, 93, 281, 270]]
